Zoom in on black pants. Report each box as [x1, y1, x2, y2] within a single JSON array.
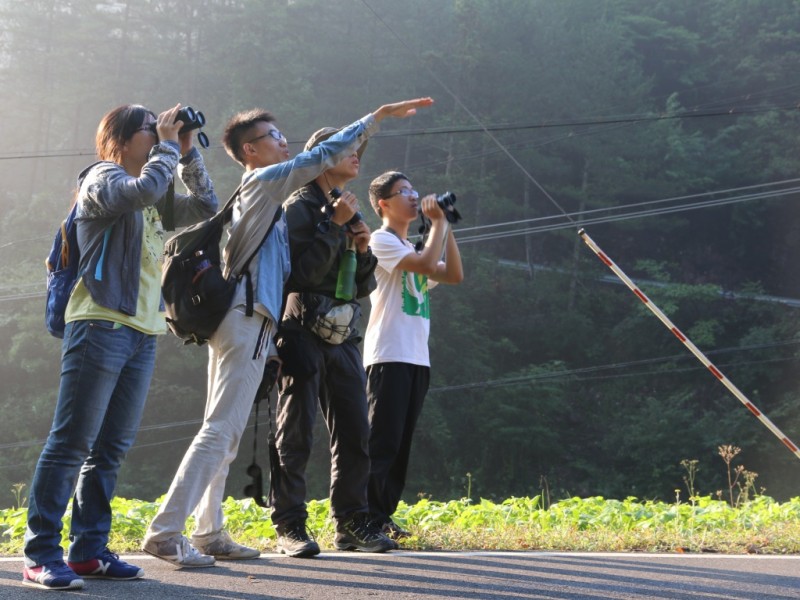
[[270, 327, 370, 526], [366, 362, 430, 523]]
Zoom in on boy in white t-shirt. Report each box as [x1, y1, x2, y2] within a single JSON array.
[[363, 171, 463, 538]]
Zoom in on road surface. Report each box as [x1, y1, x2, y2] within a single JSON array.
[[1, 551, 798, 599]]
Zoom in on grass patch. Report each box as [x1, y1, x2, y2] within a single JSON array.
[[2, 494, 799, 555]]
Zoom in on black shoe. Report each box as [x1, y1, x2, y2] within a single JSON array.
[[334, 513, 395, 553], [276, 520, 321, 558], [381, 519, 412, 540]]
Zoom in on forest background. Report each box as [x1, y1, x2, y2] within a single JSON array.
[[0, 0, 798, 511]]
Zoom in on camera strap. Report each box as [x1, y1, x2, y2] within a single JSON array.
[[383, 224, 426, 253], [245, 358, 280, 508], [162, 180, 175, 232]]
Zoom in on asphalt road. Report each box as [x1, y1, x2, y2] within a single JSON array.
[[1, 551, 798, 599]]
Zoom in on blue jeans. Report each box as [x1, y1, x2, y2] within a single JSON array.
[[24, 319, 156, 566]]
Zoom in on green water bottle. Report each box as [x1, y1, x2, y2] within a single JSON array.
[[335, 238, 357, 301]]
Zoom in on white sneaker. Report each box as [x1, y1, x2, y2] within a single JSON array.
[[192, 530, 260, 560], [142, 535, 216, 568]]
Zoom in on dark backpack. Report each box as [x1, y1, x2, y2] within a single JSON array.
[[44, 203, 80, 338], [161, 186, 282, 345]]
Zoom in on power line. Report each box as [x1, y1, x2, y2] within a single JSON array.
[[373, 103, 800, 139], [455, 178, 800, 235], [454, 185, 799, 244], [1, 180, 797, 304], [429, 350, 800, 395], [2, 104, 797, 163], [0, 292, 45, 302], [1, 339, 796, 462], [0, 417, 206, 451]]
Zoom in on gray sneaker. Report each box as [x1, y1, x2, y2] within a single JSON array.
[[192, 530, 260, 560], [142, 535, 216, 568], [276, 520, 321, 558], [334, 513, 395, 553]]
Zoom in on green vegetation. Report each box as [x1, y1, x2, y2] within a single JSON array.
[[3, 448, 797, 555], [3, 493, 798, 556]]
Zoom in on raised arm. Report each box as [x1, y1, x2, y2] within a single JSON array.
[[371, 97, 434, 122], [396, 195, 463, 284]]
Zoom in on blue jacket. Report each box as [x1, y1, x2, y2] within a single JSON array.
[[75, 141, 218, 316]]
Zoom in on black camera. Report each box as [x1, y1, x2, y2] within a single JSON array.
[[243, 462, 268, 508], [414, 191, 461, 251], [175, 106, 209, 148], [436, 191, 461, 224], [322, 187, 362, 228]]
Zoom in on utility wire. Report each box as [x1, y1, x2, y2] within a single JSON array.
[[372, 103, 800, 139], [2, 103, 797, 162], [430, 356, 798, 394], [3, 177, 795, 255], [361, 0, 574, 222], [456, 185, 800, 244], [1, 180, 797, 302], [455, 178, 800, 234], [1, 338, 796, 458]]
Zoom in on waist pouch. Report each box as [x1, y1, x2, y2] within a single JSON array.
[[285, 292, 361, 345]]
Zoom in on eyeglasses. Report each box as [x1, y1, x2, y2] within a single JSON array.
[[246, 129, 285, 144], [386, 188, 419, 200]]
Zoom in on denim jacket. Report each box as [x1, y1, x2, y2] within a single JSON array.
[[75, 141, 218, 316]]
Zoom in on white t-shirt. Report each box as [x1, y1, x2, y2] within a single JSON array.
[[363, 229, 439, 368]]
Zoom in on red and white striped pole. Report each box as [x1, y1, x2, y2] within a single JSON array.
[[579, 228, 800, 461]]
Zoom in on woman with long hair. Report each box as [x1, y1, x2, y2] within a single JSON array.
[[22, 103, 218, 591]]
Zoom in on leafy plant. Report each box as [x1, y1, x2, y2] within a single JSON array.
[[2, 493, 798, 556]]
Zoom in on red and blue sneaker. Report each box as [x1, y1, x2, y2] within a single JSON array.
[[22, 560, 85, 590], [68, 548, 144, 580]]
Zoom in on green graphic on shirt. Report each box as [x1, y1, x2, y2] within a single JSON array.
[[401, 271, 430, 319]]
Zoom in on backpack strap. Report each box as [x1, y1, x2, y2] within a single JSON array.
[[239, 206, 283, 317], [219, 184, 242, 223], [217, 184, 281, 318]]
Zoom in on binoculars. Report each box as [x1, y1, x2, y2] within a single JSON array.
[[176, 106, 209, 148], [322, 187, 363, 229], [435, 191, 461, 224]]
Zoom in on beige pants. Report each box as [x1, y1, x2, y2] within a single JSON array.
[[145, 306, 274, 541]]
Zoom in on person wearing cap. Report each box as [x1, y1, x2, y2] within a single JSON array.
[[269, 125, 399, 556], [142, 97, 433, 567], [363, 171, 463, 542]]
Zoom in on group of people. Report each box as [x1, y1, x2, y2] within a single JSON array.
[[21, 95, 463, 591]]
